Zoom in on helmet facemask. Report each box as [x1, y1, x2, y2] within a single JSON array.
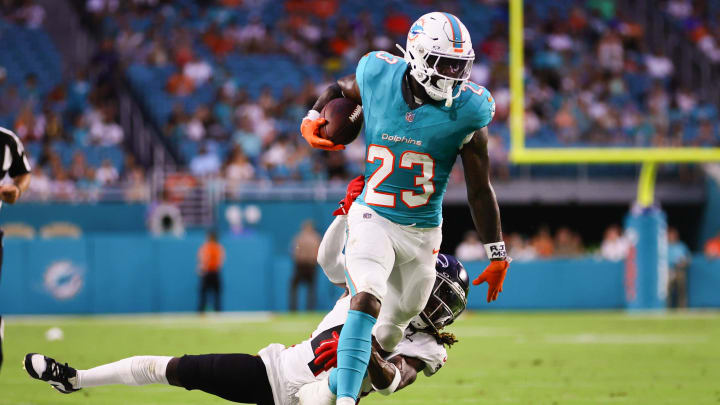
[[399, 38, 474, 107], [424, 53, 473, 104]]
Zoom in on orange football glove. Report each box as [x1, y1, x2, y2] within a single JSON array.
[[472, 260, 509, 302], [300, 116, 345, 151]]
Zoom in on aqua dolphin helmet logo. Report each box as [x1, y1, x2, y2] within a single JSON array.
[[410, 22, 424, 35], [408, 18, 426, 40]]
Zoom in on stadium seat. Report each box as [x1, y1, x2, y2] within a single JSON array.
[[40, 222, 83, 239], [1, 222, 36, 239]]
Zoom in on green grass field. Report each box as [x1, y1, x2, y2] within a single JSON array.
[[1, 311, 719, 405]]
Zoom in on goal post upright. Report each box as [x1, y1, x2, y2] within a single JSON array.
[[506, 0, 720, 309], [508, 0, 525, 161], [507, 0, 720, 207]]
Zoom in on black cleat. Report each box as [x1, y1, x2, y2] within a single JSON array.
[[23, 353, 80, 394]]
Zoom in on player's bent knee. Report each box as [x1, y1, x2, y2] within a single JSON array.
[[349, 292, 381, 317], [406, 295, 429, 316], [405, 273, 436, 315], [374, 324, 404, 353]]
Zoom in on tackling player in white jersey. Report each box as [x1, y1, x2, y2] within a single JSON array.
[[23, 179, 471, 405]]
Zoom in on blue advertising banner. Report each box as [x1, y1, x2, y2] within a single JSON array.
[[0, 238, 89, 314], [463, 259, 626, 310], [0, 203, 147, 232], [1, 233, 718, 315]]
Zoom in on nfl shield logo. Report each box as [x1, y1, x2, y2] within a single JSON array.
[[405, 111, 415, 122]]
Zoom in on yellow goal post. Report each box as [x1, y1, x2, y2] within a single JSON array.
[[507, 0, 720, 205]]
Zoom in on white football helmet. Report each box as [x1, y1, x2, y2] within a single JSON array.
[[398, 12, 474, 107]]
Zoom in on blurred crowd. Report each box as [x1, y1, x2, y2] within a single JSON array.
[[455, 225, 590, 261], [82, 0, 720, 186], [665, 0, 720, 62], [1, 67, 151, 202], [1, 0, 720, 196], [83, 0, 400, 185], [454, 223, 720, 262], [0, 0, 150, 202], [516, 0, 719, 153]]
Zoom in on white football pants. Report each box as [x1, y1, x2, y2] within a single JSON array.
[[344, 203, 441, 352]]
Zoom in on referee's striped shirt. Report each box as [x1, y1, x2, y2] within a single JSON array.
[[0, 127, 32, 211]]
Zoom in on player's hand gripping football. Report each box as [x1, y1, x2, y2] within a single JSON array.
[[300, 115, 345, 151], [313, 331, 339, 372], [472, 259, 510, 302], [333, 175, 365, 216]]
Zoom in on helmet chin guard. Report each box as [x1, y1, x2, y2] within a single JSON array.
[[410, 313, 431, 331], [400, 12, 475, 107]]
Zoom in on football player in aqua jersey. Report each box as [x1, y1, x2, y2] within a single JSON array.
[[300, 12, 511, 405]]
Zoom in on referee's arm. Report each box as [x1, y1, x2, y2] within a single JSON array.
[[0, 130, 31, 204], [1, 172, 30, 204]]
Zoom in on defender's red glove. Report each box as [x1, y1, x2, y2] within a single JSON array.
[[473, 260, 510, 302], [300, 116, 345, 151], [313, 331, 339, 371], [333, 175, 365, 216]]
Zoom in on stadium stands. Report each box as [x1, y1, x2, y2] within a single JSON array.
[[664, 0, 720, 62], [0, 2, 144, 202], [82, 0, 720, 183], [1, 0, 718, 198]]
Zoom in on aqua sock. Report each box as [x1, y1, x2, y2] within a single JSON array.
[[335, 310, 376, 401]]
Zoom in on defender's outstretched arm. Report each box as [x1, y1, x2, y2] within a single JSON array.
[[317, 175, 366, 288], [317, 216, 349, 287], [366, 343, 424, 395]]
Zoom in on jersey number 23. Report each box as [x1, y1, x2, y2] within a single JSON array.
[[365, 144, 435, 208]]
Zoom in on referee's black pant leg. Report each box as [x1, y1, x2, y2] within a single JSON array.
[[175, 353, 275, 405], [0, 314, 4, 371], [0, 229, 5, 371]]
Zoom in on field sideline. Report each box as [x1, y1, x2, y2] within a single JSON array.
[[1, 311, 718, 405]]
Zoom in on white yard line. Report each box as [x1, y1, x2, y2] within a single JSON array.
[[4, 311, 274, 325], [544, 333, 709, 344]]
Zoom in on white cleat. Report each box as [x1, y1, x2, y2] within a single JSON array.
[[23, 353, 80, 394], [297, 378, 336, 405]]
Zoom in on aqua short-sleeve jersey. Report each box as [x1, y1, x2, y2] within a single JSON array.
[[355, 51, 495, 228]]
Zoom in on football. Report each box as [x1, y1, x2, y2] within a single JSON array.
[[319, 98, 364, 145]]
